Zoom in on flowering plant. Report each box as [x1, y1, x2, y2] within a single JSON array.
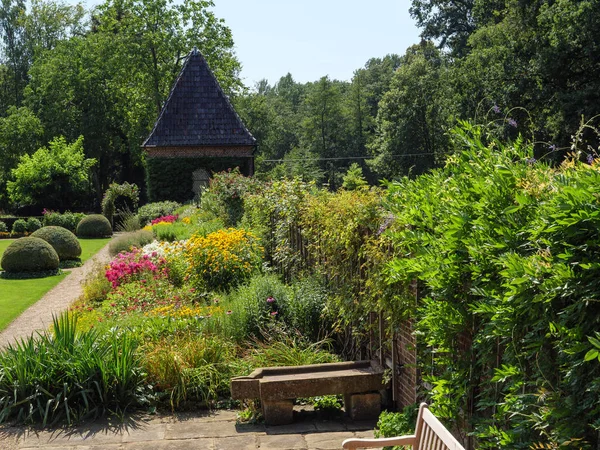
[[185, 228, 263, 292], [105, 249, 167, 288], [151, 214, 178, 225]]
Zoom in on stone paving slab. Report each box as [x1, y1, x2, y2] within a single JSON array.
[[0, 410, 379, 450]]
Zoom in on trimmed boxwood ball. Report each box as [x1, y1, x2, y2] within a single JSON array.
[[76, 214, 113, 238], [31, 226, 82, 260], [1, 237, 60, 272]]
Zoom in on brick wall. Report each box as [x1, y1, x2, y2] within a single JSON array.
[[394, 320, 418, 409]]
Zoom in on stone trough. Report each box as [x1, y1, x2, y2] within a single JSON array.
[[230, 360, 385, 425]]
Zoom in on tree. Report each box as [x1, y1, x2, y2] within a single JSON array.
[[0, 105, 43, 208], [8, 135, 96, 209], [369, 43, 453, 179]]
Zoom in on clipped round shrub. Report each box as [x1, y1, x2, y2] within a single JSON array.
[[0, 221, 7, 232], [31, 226, 82, 260], [26, 217, 42, 232], [11, 219, 27, 234], [76, 214, 112, 238], [1, 237, 59, 273]]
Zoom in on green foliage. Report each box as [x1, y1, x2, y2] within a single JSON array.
[[31, 226, 82, 260], [200, 168, 260, 226], [0, 313, 145, 425], [108, 230, 154, 256], [312, 395, 342, 412], [7, 136, 96, 209], [25, 217, 41, 232], [375, 405, 419, 441], [11, 219, 27, 234], [138, 201, 181, 226], [115, 206, 141, 232], [368, 43, 452, 178], [141, 334, 237, 409], [384, 122, 600, 448], [342, 163, 369, 190], [0, 237, 59, 273], [76, 214, 112, 238], [152, 222, 193, 242], [101, 182, 139, 225], [0, 106, 44, 209], [42, 210, 86, 233], [0, 221, 7, 233]]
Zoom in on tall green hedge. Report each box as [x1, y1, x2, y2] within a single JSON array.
[[145, 157, 252, 203]]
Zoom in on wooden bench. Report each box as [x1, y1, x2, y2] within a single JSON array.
[[342, 403, 465, 449], [230, 360, 384, 425]]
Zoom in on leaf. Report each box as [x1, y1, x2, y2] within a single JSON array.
[[584, 349, 599, 362]]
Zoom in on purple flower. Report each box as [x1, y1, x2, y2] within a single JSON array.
[[507, 118, 518, 128], [549, 144, 557, 152], [526, 157, 537, 165], [266, 296, 275, 303], [492, 104, 501, 114], [587, 154, 595, 165]]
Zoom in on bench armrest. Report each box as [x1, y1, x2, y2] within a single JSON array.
[[342, 435, 416, 449]]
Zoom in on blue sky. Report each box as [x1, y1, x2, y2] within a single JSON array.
[[209, 0, 421, 88]]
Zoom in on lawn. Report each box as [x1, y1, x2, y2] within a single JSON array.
[[0, 237, 112, 332]]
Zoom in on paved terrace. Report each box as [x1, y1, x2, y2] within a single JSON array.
[[0, 409, 379, 450]]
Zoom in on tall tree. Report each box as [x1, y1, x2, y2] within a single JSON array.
[[369, 43, 453, 178]]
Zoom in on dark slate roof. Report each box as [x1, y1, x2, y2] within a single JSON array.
[[142, 48, 256, 148]]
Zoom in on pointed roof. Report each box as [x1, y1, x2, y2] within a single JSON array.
[[142, 48, 256, 148]]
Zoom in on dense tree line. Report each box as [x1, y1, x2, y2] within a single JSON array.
[[0, 0, 599, 211], [237, 0, 600, 186]]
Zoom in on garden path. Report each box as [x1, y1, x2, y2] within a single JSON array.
[[0, 240, 112, 349]]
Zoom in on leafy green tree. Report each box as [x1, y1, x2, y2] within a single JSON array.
[[0, 105, 43, 208], [341, 163, 368, 190], [369, 43, 453, 179], [0, 0, 28, 106], [8, 135, 96, 209]]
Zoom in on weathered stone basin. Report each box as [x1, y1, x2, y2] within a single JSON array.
[[231, 360, 385, 425]]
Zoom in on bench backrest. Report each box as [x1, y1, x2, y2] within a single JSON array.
[[415, 403, 465, 450]]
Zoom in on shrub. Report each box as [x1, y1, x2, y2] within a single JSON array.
[[0, 221, 7, 232], [0, 237, 59, 273], [25, 217, 42, 232], [138, 201, 181, 226], [42, 210, 86, 232], [31, 226, 81, 261], [76, 214, 112, 238], [11, 219, 27, 235], [108, 230, 154, 256], [184, 228, 263, 292]]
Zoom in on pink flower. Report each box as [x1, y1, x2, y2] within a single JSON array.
[[266, 296, 275, 303], [226, 310, 233, 315], [270, 311, 278, 316]]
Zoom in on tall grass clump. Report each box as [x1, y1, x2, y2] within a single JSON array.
[[0, 313, 146, 425], [108, 230, 154, 256], [142, 334, 239, 409]]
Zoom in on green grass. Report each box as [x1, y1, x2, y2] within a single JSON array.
[[0, 237, 112, 332]]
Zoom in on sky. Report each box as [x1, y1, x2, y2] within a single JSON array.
[[209, 0, 421, 88]]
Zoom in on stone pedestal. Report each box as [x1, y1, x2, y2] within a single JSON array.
[[262, 399, 294, 425], [344, 392, 381, 421]]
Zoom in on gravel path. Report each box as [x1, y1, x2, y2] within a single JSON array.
[[0, 241, 112, 349]]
